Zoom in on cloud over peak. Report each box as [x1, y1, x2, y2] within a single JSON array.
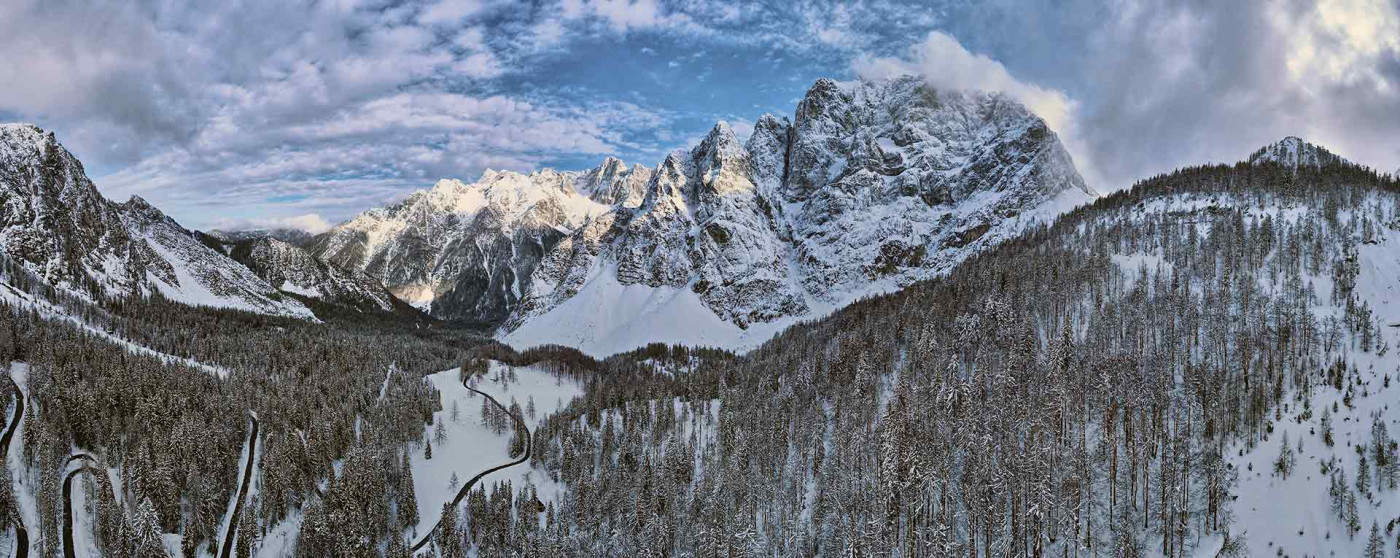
[[0, 0, 1396, 229]]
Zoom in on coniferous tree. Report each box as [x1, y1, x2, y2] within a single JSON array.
[[1365, 521, 1385, 558]]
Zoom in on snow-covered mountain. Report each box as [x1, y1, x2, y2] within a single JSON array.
[[311, 77, 1097, 353], [206, 228, 315, 247], [1249, 136, 1346, 169], [227, 237, 401, 313], [307, 167, 627, 325], [0, 123, 314, 318]]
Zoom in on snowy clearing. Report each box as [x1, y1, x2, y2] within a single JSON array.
[[404, 361, 584, 540]]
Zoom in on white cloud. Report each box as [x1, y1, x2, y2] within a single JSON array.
[[455, 52, 505, 78], [561, 0, 682, 32], [853, 31, 1103, 189], [93, 89, 667, 228], [418, 0, 490, 25], [213, 214, 335, 234]]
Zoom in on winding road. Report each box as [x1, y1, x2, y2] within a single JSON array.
[[60, 415, 258, 558], [61, 453, 101, 558], [409, 377, 530, 554], [2, 384, 26, 558], [218, 415, 259, 558]]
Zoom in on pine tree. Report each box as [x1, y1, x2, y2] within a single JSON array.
[[1346, 492, 1361, 537], [1322, 408, 1335, 446], [425, 440, 433, 460], [1365, 521, 1385, 558], [1274, 431, 1294, 478], [131, 496, 165, 557], [436, 502, 465, 558], [1331, 468, 1348, 519], [399, 452, 420, 530], [1358, 453, 1372, 495]]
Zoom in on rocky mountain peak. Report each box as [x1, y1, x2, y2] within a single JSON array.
[[310, 77, 1097, 353], [575, 156, 651, 208], [0, 124, 314, 318], [121, 195, 169, 222], [693, 121, 751, 198]]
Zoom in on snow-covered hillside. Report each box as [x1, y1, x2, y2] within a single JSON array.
[[405, 362, 583, 542], [121, 197, 315, 319], [1095, 172, 1400, 556], [1224, 206, 1400, 557], [1249, 136, 1346, 169]]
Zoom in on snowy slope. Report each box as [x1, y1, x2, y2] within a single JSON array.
[[504, 261, 811, 356], [121, 197, 314, 319], [1228, 219, 1400, 557], [404, 362, 584, 539]]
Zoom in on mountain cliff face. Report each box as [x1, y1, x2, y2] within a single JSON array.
[[313, 77, 1097, 352], [228, 237, 399, 312], [0, 123, 151, 296], [0, 124, 314, 318], [307, 169, 620, 325]]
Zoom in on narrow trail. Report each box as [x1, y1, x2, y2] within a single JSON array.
[[218, 415, 259, 558], [409, 377, 530, 554], [2, 384, 26, 558], [61, 454, 101, 558]]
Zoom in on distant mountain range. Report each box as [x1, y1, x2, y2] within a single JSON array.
[[0, 123, 406, 318], [308, 77, 1098, 354], [6, 78, 1366, 356]]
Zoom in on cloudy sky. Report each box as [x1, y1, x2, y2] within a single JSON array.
[[2, 0, 1398, 232]]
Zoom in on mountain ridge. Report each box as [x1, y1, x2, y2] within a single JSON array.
[[0, 123, 317, 318], [307, 76, 1100, 355]]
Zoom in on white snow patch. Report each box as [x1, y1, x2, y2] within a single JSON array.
[[503, 263, 801, 357], [4, 363, 38, 558], [279, 281, 321, 298]]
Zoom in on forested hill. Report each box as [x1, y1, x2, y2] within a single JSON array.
[[493, 154, 1400, 556]]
